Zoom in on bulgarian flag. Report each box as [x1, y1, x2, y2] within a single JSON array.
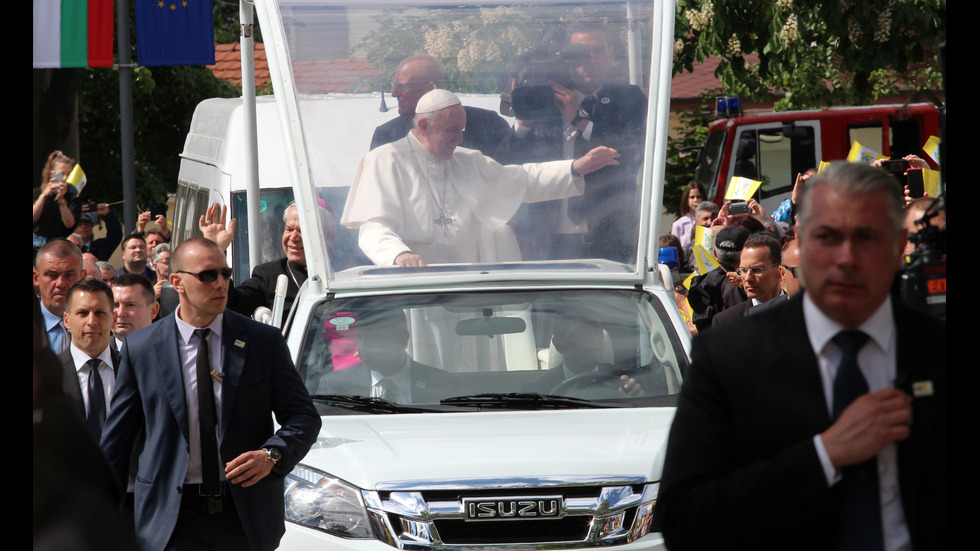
[[33, 0, 114, 68]]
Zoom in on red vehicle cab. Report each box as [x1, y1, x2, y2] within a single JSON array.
[[694, 102, 941, 212]]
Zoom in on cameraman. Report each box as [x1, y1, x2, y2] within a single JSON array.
[[499, 20, 647, 262]]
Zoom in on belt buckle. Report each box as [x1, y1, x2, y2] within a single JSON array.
[[196, 483, 226, 515], [205, 496, 224, 515]]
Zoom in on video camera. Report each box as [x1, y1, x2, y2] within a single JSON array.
[[898, 196, 945, 320], [499, 25, 589, 121]]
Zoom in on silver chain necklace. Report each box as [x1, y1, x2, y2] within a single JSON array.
[[408, 136, 457, 237]]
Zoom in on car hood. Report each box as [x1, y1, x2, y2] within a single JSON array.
[[299, 407, 675, 491]]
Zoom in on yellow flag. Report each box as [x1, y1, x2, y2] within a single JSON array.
[[67, 164, 87, 194], [692, 243, 720, 276], [724, 176, 762, 201], [922, 168, 940, 197], [923, 136, 941, 165], [846, 141, 887, 164]]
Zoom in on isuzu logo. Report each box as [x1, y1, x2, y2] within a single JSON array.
[[462, 496, 563, 521]]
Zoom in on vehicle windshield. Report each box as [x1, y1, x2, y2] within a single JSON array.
[[296, 289, 686, 411], [262, 0, 655, 276]]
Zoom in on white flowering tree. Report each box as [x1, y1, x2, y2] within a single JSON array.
[[673, 0, 945, 109], [357, 5, 650, 94]]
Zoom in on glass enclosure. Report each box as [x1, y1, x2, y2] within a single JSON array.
[[262, 0, 656, 274], [296, 289, 687, 411]]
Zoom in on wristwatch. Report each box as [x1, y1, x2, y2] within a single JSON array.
[[263, 447, 282, 464]]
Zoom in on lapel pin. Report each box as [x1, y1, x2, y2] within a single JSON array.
[[234, 339, 246, 348], [600, 97, 611, 104], [211, 370, 224, 383], [911, 380, 934, 398]]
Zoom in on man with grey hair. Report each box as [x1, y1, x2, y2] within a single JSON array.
[[681, 201, 719, 272], [200, 201, 336, 317], [95, 261, 116, 284], [34, 239, 84, 351], [370, 54, 510, 157], [343, 89, 621, 267], [656, 162, 945, 549]]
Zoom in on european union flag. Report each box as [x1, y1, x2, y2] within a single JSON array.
[[136, 0, 215, 66]]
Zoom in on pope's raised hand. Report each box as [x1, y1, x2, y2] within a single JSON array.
[[572, 146, 620, 176]]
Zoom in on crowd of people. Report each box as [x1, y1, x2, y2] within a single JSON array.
[[35, 15, 945, 551]]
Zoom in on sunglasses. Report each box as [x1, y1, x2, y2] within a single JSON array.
[[782, 265, 800, 279], [735, 263, 778, 277], [176, 268, 233, 283]]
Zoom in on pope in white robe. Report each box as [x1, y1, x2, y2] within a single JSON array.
[[341, 89, 621, 267]]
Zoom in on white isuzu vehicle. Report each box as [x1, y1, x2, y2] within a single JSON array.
[[175, 1, 686, 548]]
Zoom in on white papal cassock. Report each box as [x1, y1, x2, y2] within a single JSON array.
[[341, 132, 585, 265]]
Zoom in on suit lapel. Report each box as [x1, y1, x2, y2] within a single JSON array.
[[219, 312, 247, 438], [110, 346, 120, 375], [59, 349, 86, 417], [156, 317, 191, 442], [768, 295, 831, 426]]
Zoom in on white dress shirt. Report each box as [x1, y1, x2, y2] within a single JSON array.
[[370, 356, 412, 404], [70, 343, 116, 416], [174, 306, 225, 484], [804, 294, 910, 551]]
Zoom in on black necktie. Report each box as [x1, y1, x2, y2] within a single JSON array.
[[831, 330, 883, 551], [195, 329, 220, 495], [86, 358, 106, 439], [567, 96, 599, 224], [579, 95, 597, 120]]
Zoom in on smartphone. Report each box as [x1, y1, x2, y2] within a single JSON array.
[[880, 160, 910, 175], [728, 201, 750, 215], [905, 168, 925, 198]]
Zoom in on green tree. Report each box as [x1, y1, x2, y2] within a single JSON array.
[[673, 0, 945, 110], [76, 65, 238, 212]]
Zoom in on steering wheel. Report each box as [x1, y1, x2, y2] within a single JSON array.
[[550, 371, 623, 398]]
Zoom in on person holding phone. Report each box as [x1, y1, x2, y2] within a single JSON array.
[[34, 150, 81, 246]]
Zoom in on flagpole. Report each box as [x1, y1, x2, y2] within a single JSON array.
[[118, 0, 136, 234], [241, 0, 262, 274]]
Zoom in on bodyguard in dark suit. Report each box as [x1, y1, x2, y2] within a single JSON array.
[[710, 233, 786, 328], [370, 54, 510, 158], [59, 278, 119, 439], [101, 237, 321, 551], [655, 163, 945, 550]]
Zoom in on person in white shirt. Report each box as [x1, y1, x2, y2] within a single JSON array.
[[656, 162, 945, 550], [111, 273, 159, 350], [59, 278, 118, 439]]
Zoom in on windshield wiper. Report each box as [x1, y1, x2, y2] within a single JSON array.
[[311, 394, 442, 414], [440, 393, 620, 410]]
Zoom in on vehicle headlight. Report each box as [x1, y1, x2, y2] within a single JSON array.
[[284, 464, 373, 538]]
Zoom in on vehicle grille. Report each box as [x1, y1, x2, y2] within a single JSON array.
[[363, 477, 658, 549], [426, 516, 591, 544]]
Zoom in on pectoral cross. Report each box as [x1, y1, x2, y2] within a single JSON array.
[[435, 212, 454, 236]]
